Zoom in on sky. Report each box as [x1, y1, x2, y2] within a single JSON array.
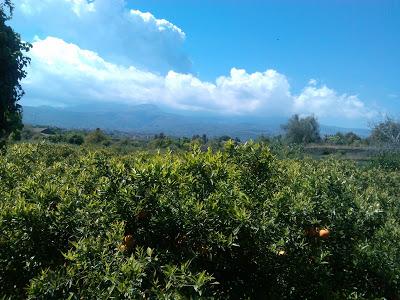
[[9, 0, 400, 128]]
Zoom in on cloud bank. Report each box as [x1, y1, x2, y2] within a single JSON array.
[[12, 0, 376, 125], [13, 0, 190, 73], [23, 36, 374, 124]]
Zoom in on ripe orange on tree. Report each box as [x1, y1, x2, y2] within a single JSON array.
[[319, 228, 330, 239]]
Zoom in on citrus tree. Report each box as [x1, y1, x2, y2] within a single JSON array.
[[0, 142, 399, 298]]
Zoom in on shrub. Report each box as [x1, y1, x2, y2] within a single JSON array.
[[370, 150, 400, 171], [0, 142, 399, 298], [67, 134, 84, 145]]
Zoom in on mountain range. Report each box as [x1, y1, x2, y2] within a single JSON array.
[[22, 104, 370, 140]]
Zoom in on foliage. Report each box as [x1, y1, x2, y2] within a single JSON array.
[[0, 0, 31, 147], [370, 150, 400, 171], [324, 132, 363, 146], [282, 114, 321, 144], [1, 142, 400, 298], [66, 133, 84, 145], [370, 116, 400, 148], [85, 128, 110, 146]]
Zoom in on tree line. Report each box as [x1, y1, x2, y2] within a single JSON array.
[[282, 114, 400, 148]]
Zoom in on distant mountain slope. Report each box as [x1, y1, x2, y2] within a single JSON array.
[[22, 105, 369, 140]]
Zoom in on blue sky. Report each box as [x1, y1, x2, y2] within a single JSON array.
[[10, 0, 400, 127]]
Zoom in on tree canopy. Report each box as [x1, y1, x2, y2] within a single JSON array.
[[282, 114, 321, 144], [0, 0, 31, 146], [370, 117, 400, 148], [85, 128, 110, 145]]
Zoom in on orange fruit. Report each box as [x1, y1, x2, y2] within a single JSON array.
[[319, 228, 330, 238]]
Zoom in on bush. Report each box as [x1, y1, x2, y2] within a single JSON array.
[[370, 150, 400, 171], [0, 142, 399, 298], [67, 134, 84, 145], [325, 132, 363, 146]]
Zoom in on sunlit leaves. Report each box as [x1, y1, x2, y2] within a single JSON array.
[[0, 142, 399, 298]]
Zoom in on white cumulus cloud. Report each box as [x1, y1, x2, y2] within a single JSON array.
[[294, 85, 373, 120], [129, 9, 185, 39], [22, 36, 375, 125], [13, 0, 190, 73], [24, 37, 164, 106]]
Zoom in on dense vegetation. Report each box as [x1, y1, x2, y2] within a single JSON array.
[[0, 0, 31, 147], [1, 141, 399, 299]]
